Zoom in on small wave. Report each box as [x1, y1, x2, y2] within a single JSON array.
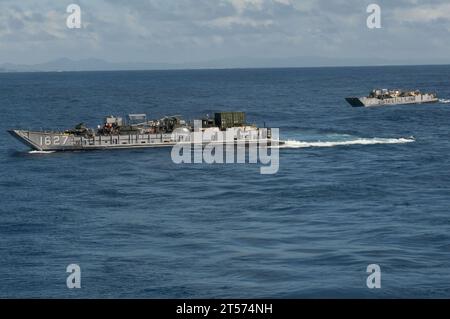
[[28, 150, 56, 154], [439, 99, 450, 103], [279, 137, 415, 148]]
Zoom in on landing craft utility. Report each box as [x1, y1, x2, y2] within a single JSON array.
[[346, 89, 438, 107], [8, 112, 283, 151]]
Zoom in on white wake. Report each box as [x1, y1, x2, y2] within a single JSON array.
[[439, 99, 450, 103], [25, 137, 414, 152], [28, 150, 56, 154], [279, 137, 415, 148]]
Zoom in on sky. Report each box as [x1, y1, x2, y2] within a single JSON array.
[[1, 0, 450, 66]]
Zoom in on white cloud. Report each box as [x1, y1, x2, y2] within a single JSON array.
[[228, 0, 265, 14], [202, 15, 274, 28], [273, 0, 291, 5], [0, 7, 66, 41], [394, 3, 450, 23]]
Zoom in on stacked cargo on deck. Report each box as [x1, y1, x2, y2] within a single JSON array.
[[214, 112, 246, 130]]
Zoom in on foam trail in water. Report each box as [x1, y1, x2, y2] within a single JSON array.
[[28, 150, 56, 154], [279, 137, 415, 148], [439, 99, 450, 103]]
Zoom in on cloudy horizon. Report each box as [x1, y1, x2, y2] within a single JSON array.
[[1, 0, 450, 67]]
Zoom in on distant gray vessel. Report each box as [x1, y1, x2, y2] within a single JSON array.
[[346, 89, 438, 107], [8, 112, 282, 152]]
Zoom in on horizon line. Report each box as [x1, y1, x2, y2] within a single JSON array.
[[1, 63, 450, 74]]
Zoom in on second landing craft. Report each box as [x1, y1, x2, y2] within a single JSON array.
[[346, 89, 438, 107]]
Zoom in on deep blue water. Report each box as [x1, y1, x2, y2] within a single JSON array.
[[1, 66, 450, 298]]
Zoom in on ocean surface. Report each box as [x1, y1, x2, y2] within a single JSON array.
[[1, 66, 450, 298]]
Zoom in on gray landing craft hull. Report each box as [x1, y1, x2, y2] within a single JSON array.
[[8, 130, 283, 152], [346, 94, 439, 107]]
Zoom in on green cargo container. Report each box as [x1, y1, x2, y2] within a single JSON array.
[[214, 112, 246, 129]]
